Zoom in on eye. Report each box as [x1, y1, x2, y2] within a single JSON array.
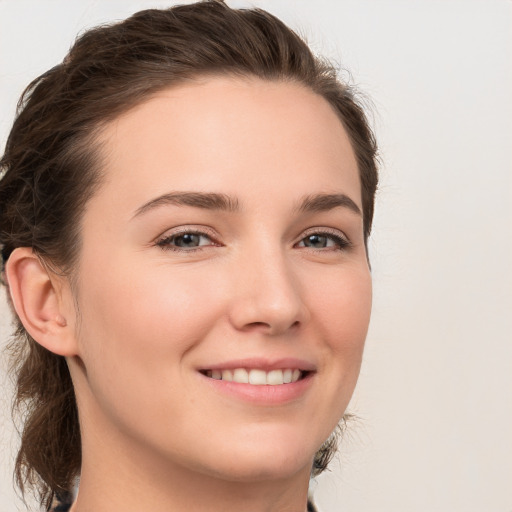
[[296, 230, 351, 251], [156, 229, 217, 252]]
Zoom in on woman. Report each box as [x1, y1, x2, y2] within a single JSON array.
[[0, 1, 378, 511]]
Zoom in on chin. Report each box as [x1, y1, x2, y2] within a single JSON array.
[[209, 458, 313, 484], [193, 436, 317, 483]]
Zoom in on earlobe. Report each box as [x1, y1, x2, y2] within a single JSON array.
[[5, 247, 78, 356]]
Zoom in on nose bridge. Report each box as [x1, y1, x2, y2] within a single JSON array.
[[229, 235, 307, 334]]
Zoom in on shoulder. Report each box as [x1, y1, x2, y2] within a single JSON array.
[[48, 492, 73, 512], [48, 493, 316, 511], [307, 498, 319, 512]]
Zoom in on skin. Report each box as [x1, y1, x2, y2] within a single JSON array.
[[7, 76, 372, 512]]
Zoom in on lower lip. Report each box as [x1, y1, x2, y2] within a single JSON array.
[[199, 372, 315, 405]]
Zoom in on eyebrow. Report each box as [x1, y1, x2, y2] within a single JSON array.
[[132, 191, 361, 218], [296, 193, 362, 216], [133, 192, 241, 218]]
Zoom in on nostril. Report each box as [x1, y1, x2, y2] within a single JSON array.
[[247, 321, 270, 329]]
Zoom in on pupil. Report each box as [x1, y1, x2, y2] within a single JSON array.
[[306, 235, 326, 248], [176, 233, 199, 247]]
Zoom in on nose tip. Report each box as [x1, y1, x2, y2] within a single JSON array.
[[228, 261, 309, 335]]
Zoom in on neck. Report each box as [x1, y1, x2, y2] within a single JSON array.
[[72, 415, 312, 512]]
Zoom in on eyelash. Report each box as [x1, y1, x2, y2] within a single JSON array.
[[155, 228, 219, 252], [155, 227, 351, 253], [297, 229, 351, 251]]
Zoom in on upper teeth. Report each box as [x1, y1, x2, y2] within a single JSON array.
[[206, 368, 302, 385]]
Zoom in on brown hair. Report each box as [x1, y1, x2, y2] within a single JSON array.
[[0, 0, 378, 508]]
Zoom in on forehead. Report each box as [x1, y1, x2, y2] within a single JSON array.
[[91, 76, 361, 217]]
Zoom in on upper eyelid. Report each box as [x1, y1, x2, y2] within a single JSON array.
[[155, 226, 348, 239], [155, 225, 219, 242], [298, 227, 351, 244]]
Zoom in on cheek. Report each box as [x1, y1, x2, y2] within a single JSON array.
[[74, 258, 223, 385], [314, 264, 372, 349], [86, 247, 216, 317], [72, 260, 226, 433], [310, 265, 372, 405]]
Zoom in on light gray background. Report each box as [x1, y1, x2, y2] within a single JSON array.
[[1, 1, 511, 511]]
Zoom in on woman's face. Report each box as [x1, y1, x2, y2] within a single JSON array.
[[68, 76, 372, 482]]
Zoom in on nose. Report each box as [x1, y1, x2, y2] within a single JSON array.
[[228, 246, 310, 336]]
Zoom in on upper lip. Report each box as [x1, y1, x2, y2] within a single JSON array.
[[198, 357, 317, 372]]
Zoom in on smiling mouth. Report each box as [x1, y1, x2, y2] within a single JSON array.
[[200, 368, 309, 385]]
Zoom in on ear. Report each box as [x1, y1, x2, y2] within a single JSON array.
[[5, 247, 78, 356]]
